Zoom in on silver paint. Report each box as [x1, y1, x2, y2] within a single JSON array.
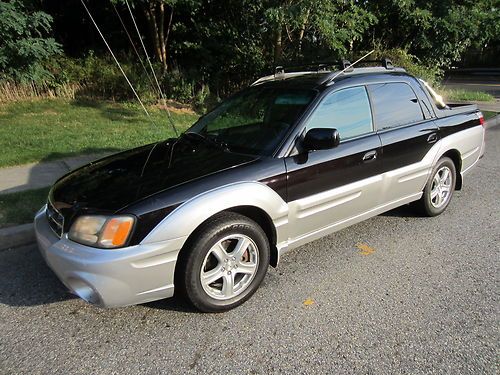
[[34, 124, 485, 307]]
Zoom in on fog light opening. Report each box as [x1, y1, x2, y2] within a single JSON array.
[[67, 278, 102, 306]]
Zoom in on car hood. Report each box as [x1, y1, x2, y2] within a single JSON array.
[[50, 138, 257, 217]]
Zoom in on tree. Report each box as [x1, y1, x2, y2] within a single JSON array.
[[0, 0, 61, 82], [366, 0, 500, 67], [263, 0, 376, 63], [114, 0, 196, 71]]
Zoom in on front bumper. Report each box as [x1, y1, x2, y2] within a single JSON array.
[[34, 207, 186, 307]]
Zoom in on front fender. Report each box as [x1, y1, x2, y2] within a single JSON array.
[[141, 182, 289, 245]]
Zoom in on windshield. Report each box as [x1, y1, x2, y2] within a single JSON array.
[[188, 87, 316, 156]]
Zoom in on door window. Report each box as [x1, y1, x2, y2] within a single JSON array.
[[368, 83, 424, 129], [306, 86, 373, 140]]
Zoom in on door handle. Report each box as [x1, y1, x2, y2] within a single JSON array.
[[362, 150, 377, 162], [427, 133, 438, 144]]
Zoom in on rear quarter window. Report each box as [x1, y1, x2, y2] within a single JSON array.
[[368, 82, 424, 130]]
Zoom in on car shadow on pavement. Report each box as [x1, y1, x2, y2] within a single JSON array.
[[142, 298, 198, 313], [0, 245, 75, 307], [380, 204, 422, 218]]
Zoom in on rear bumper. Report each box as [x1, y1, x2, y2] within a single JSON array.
[[461, 127, 485, 179], [34, 207, 186, 307]]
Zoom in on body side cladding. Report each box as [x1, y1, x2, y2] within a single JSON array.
[[432, 124, 484, 181]]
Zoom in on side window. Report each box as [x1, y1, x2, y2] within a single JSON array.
[[306, 86, 373, 140], [368, 83, 424, 129]]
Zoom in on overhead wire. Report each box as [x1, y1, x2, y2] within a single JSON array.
[[79, 0, 158, 127], [111, 2, 160, 98], [123, 0, 178, 136]]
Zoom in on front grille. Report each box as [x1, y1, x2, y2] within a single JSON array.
[[46, 201, 64, 238]]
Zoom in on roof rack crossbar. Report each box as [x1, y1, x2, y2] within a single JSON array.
[[253, 52, 402, 86], [353, 58, 394, 70], [273, 61, 345, 75]]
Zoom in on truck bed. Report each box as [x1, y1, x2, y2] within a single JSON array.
[[436, 103, 479, 118]]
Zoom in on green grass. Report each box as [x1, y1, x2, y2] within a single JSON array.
[[441, 89, 494, 102], [0, 187, 50, 228], [0, 99, 198, 168], [483, 111, 498, 120]]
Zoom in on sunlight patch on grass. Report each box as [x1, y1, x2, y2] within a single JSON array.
[[0, 99, 198, 168], [441, 89, 494, 102]]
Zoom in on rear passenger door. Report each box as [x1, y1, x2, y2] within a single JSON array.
[[368, 82, 438, 203]]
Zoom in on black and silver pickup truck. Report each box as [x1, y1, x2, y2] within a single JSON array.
[[35, 62, 485, 312]]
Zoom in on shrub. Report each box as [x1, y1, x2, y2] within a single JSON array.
[[0, 52, 212, 107], [371, 47, 443, 86], [0, 1, 61, 83]]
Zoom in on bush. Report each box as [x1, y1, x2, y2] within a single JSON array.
[[1, 53, 211, 106], [371, 47, 443, 86], [0, 1, 61, 83]]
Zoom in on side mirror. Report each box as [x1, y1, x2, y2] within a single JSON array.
[[302, 128, 340, 151]]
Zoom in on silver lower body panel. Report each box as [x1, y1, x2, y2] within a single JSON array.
[[34, 207, 186, 307]]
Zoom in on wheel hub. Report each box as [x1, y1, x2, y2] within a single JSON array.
[[430, 165, 452, 209], [200, 234, 259, 300]]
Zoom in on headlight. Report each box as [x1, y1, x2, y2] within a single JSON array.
[[68, 215, 135, 248]]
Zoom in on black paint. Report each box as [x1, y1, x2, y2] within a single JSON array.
[[48, 71, 482, 246]]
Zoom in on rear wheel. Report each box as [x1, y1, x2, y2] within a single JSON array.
[[177, 213, 270, 312], [414, 156, 456, 216]]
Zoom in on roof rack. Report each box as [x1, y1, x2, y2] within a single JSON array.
[[274, 61, 339, 75], [251, 57, 401, 86], [355, 58, 394, 69], [275, 58, 394, 75]]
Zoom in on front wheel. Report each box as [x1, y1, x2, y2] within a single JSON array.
[[177, 213, 270, 312], [414, 156, 456, 217]]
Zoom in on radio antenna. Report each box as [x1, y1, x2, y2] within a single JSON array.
[[329, 49, 375, 82]]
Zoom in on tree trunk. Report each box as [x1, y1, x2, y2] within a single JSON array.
[[158, 3, 167, 71], [298, 9, 310, 55], [274, 26, 283, 64], [143, 2, 169, 71], [164, 8, 173, 55]]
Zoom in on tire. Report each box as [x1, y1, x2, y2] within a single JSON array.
[[176, 212, 270, 312], [414, 156, 456, 217]]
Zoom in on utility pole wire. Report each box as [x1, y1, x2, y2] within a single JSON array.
[[123, 0, 178, 136], [80, 0, 156, 126], [111, 2, 160, 98]]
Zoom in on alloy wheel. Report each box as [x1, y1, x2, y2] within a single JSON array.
[[200, 234, 259, 300], [430, 166, 453, 209]]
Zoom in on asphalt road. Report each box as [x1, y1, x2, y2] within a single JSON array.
[[442, 76, 500, 99], [1, 126, 499, 375]]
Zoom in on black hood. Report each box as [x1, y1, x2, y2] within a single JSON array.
[[50, 137, 257, 218]]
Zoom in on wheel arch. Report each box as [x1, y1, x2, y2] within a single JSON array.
[[176, 206, 279, 269], [441, 149, 462, 190], [141, 182, 287, 269], [225, 206, 278, 267]]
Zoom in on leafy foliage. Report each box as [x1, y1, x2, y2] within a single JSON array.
[[0, 0, 61, 82], [0, 0, 498, 104], [367, 0, 500, 67]]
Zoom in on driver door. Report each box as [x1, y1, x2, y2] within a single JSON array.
[[284, 86, 384, 244]]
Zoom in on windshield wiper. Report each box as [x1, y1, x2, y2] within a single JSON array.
[[182, 132, 231, 151]]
